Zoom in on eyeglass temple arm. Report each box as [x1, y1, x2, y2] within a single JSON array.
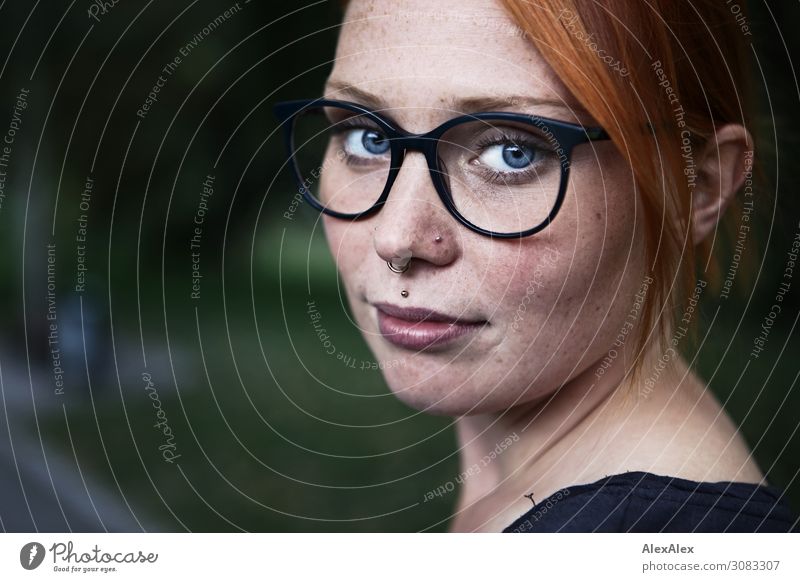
[[585, 127, 611, 141]]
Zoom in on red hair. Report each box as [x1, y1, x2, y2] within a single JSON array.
[[338, 0, 756, 376], [497, 0, 755, 366]]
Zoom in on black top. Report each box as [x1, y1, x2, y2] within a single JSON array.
[[503, 471, 798, 532]]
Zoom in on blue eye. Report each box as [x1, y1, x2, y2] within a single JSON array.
[[362, 129, 390, 154], [343, 128, 390, 159], [503, 143, 535, 168], [480, 142, 537, 171]]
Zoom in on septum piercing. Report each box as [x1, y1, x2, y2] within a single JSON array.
[[379, 234, 443, 295], [387, 260, 409, 273], [387, 247, 413, 274]]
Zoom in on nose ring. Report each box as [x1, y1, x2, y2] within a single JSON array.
[[387, 247, 413, 273], [387, 259, 409, 273]]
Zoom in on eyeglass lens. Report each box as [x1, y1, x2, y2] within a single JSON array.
[[291, 105, 566, 234]]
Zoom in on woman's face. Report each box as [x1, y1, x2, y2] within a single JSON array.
[[320, 0, 646, 416]]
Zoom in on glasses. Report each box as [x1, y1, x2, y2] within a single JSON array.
[[273, 98, 611, 238]]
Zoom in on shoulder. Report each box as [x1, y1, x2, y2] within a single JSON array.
[[503, 471, 798, 533]]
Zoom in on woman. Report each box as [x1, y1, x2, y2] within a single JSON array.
[[274, 0, 797, 532]]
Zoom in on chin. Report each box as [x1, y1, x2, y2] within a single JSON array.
[[384, 376, 518, 417]]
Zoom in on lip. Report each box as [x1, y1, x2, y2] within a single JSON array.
[[373, 302, 487, 351]]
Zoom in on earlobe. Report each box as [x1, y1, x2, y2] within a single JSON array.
[[691, 124, 753, 245]]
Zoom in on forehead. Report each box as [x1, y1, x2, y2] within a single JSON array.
[[330, 0, 579, 122]]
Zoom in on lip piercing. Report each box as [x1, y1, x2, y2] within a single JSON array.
[[401, 289, 409, 298]]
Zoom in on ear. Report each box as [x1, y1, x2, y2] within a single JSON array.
[[691, 124, 753, 245]]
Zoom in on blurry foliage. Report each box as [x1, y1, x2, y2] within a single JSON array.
[[0, 1, 797, 530]]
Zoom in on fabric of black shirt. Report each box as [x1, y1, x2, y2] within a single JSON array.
[[503, 471, 798, 532]]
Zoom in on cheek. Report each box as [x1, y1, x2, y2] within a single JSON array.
[[487, 243, 565, 325], [485, 155, 643, 351], [552, 151, 642, 298], [323, 217, 352, 266], [321, 215, 373, 292], [319, 166, 375, 274]]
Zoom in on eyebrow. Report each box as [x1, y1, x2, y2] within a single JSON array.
[[323, 79, 576, 116]]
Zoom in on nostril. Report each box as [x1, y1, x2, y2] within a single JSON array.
[[390, 248, 413, 267]]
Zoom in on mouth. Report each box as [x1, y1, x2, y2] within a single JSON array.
[[373, 302, 488, 351]]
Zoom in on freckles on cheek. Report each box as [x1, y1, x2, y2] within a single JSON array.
[[321, 217, 376, 298], [321, 217, 343, 260], [483, 244, 567, 322], [323, 218, 358, 267]]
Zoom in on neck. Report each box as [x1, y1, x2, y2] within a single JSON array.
[[451, 334, 682, 524]]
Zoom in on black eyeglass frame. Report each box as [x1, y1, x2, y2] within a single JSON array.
[[273, 98, 611, 238]]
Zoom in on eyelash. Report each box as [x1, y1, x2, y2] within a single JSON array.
[[327, 117, 391, 167], [330, 116, 383, 137], [328, 116, 556, 180], [473, 132, 554, 184]]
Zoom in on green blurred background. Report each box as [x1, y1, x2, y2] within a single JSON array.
[[0, 1, 797, 532]]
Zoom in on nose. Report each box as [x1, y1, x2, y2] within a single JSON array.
[[372, 151, 460, 270]]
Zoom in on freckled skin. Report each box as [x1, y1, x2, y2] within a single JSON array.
[[322, 0, 644, 415], [319, 0, 763, 531]]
